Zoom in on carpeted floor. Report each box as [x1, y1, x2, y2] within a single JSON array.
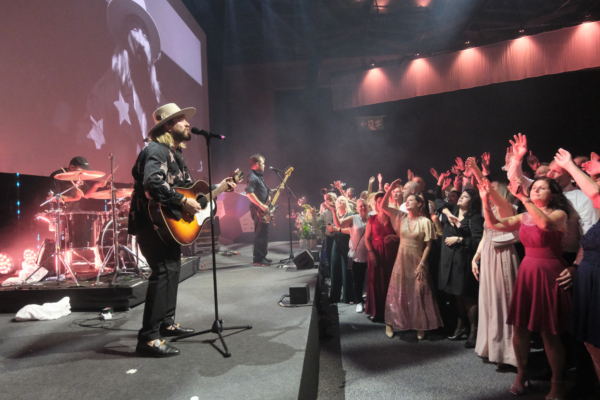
[[317, 294, 599, 400]]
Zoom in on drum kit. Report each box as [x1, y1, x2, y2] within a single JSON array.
[[32, 156, 149, 285]]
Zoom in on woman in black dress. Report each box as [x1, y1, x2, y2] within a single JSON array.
[[435, 188, 484, 347]]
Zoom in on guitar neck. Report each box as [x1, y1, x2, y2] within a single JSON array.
[[270, 175, 291, 206]]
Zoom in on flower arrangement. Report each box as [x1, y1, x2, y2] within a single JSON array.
[[295, 205, 324, 241]]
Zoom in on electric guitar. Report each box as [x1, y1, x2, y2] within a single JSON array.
[[149, 169, 243, 246], [258, 167, 294, 224]]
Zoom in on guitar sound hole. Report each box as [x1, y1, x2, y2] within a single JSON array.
[[198, 196, 208, 208]]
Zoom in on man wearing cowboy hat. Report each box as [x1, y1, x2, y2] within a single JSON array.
[[129, 103, 236, 357]]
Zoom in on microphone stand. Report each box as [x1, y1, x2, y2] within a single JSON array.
[[274, 171, 297, 265], [171, 131, 252, 357]]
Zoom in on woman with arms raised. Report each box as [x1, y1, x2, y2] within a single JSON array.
[[481, 176, 572, 399], [466, 157, 520, 368], [381, 180, 443, 340]]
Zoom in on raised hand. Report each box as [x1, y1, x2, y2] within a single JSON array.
[[369, 176, 376, 184], [527, 151, 540, 171], [582, 159, 600, 175], [554, 148, 573, 170], [389, 178, 402, 191], [430, 167, 439, 180], [437, 170, 450, 186], [591, 152, 600, 162], [509, 133, 528, 160], [451, 165, 461, 176], [463, 157, 477, 178], [481, 152, 490, 171], [377, 173, 383, 183], [477, 180, 490, 201], [455, 157, 465, 171], [407, 169, 415, 181], [441, 178, 452, 192]]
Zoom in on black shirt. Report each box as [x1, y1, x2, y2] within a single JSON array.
[[128, 141, 193, 234], [246, 170, 270, 205]]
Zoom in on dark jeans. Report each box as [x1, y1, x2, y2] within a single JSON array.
[[352, 261, 367, 304], [251, 210, 270, 262], [136, 224, 182, 342], [320, 235, 334, 278], [330, 241, 354, 304]]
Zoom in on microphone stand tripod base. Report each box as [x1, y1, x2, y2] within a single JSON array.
[[170, 319, 252, 358]]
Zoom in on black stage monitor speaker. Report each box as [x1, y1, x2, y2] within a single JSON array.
[[289, 284, 310, 304], [293, 250, 314, 270]]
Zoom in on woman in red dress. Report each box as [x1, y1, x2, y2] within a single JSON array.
[[364, 192, 399, 322], [481, 177, 573, 399]]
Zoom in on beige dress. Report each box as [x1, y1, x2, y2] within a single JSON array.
[[385, 213, 443, 330], [475, 208, 519, 366]]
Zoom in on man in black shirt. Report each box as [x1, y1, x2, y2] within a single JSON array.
[[129, 103, 235, 357], [246, 154, 273, 266]]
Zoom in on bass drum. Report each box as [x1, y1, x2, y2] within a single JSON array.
[[98, 218, 149, 275]]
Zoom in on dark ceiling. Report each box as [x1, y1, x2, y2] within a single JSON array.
[[185, 0, 600, 66]]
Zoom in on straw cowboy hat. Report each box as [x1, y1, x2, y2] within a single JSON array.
[[148, 103, 196, 138], [107, 0, 161, 62]]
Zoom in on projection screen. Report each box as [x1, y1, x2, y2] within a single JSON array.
[[0, 0, 209, 183]]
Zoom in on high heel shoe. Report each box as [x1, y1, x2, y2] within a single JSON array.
[[417, 330, 425, 340], [447, 327, 468, 341], [386, 324, 394, 338], [545, 379, 565, 400]]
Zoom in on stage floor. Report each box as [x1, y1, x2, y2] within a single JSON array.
[[0, 242, 319, 400]]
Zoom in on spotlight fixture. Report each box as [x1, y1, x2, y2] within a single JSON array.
[[0, 253, 15, 275], [369, 59, 376, 68], [23, 249, 37, 265], [415, 52, 420, 57]]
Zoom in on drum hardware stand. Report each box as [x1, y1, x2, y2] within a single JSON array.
[[37, 186, 82, 285], [275, 172, 297, 265], [94, 154, 125, 285], [170, 130, 252, 357]]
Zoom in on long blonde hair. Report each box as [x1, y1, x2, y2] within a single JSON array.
[[336, 196, 349, 216]]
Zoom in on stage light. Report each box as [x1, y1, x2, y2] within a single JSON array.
[[465, 41, 470, 45], [519, 29, 525, 33], [23, 249, 37, 264], [369, 59, 376, 68], [0, 253, 15, 275]]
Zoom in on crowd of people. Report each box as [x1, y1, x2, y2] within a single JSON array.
[[312, 134, 600, 399]]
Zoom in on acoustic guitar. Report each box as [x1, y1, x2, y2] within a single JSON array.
[[149, 169, 243, 246], [258, 167, 294, 224]]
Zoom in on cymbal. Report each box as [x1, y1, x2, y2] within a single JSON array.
[[88, 188, 134, 200], [54, 170, 106, 181]]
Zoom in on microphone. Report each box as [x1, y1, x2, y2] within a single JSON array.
[[191, 127, 225, 140], [269, 166, 285, 173]]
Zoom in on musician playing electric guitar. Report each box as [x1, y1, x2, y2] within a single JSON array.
[[246, 154, 277, 266]]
